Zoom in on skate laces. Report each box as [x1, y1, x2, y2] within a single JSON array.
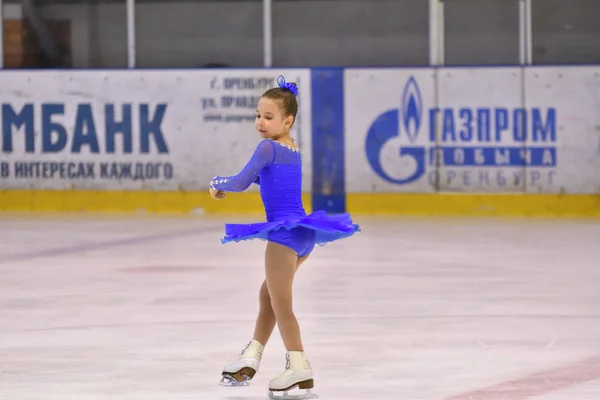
[[271, 354, 293, 381], [239, 341, 251, 357]]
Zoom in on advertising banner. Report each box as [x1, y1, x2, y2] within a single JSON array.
[[0, 69, 312, 191]]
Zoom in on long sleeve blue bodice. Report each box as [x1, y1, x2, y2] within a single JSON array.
[[210, 139, 306, 222]]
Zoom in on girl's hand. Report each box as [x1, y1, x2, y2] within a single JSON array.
[[210, 187, 226, 200]]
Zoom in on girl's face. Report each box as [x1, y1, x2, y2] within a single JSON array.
[[255, 97, 293, 139]]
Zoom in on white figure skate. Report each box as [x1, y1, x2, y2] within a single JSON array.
[[268, 351, 319, 399], [219, 339, 264, 387]]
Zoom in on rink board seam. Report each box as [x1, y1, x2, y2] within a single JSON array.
[[0, 190, 599, 216]]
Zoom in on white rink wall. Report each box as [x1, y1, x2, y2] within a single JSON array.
[[0, 66, 598, 215], [344, 66, 600, 194]]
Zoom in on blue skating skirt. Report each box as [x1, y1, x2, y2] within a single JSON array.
[[221, 210, 360, 246]]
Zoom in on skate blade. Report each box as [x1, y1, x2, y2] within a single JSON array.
[[268, 388, 319, 399], [219, 374, 250, 387]]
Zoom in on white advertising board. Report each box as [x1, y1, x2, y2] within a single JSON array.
[[0, 69, 312, 191], [436, 68, 526, 193], [523, 66, 600, 194], [344, 68, 436, 193], [344, 66, 600, 194]]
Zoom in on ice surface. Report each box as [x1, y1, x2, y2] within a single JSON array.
[[1, 214, 600, 400]]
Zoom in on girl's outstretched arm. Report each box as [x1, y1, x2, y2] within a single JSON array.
[[210, 140, 274, 192]]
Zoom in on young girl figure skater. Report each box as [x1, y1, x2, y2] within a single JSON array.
[[210, 76, 359, 399]]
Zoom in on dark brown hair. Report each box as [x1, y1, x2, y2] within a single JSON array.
[[261, 85, 298, 124]]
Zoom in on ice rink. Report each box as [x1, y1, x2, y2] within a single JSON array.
[[1, 214, 600, 400]]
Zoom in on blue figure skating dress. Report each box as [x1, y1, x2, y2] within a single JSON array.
[[210, 139, 360, 256]]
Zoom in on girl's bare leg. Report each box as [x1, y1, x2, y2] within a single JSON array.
[[264, 241, 305, 351], [252, 280, 276, 345], [221, 248, 310, 386], [253, 252, 309, 345]]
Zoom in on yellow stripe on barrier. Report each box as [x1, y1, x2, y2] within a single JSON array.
[[347, 193, 600, 217], [0, 190, 312, 215], [1, 190, 599, 217]]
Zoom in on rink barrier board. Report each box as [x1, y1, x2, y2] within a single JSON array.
[[1, 67, 599, 216], [335, 66, 600, 216]]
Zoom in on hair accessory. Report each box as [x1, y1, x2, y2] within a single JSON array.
[[277, 75, 299, 97]]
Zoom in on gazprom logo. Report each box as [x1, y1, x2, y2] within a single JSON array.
[[365, 75, 558, 189], [401, 76, 422, 144], [365, 76, 426, 185]]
